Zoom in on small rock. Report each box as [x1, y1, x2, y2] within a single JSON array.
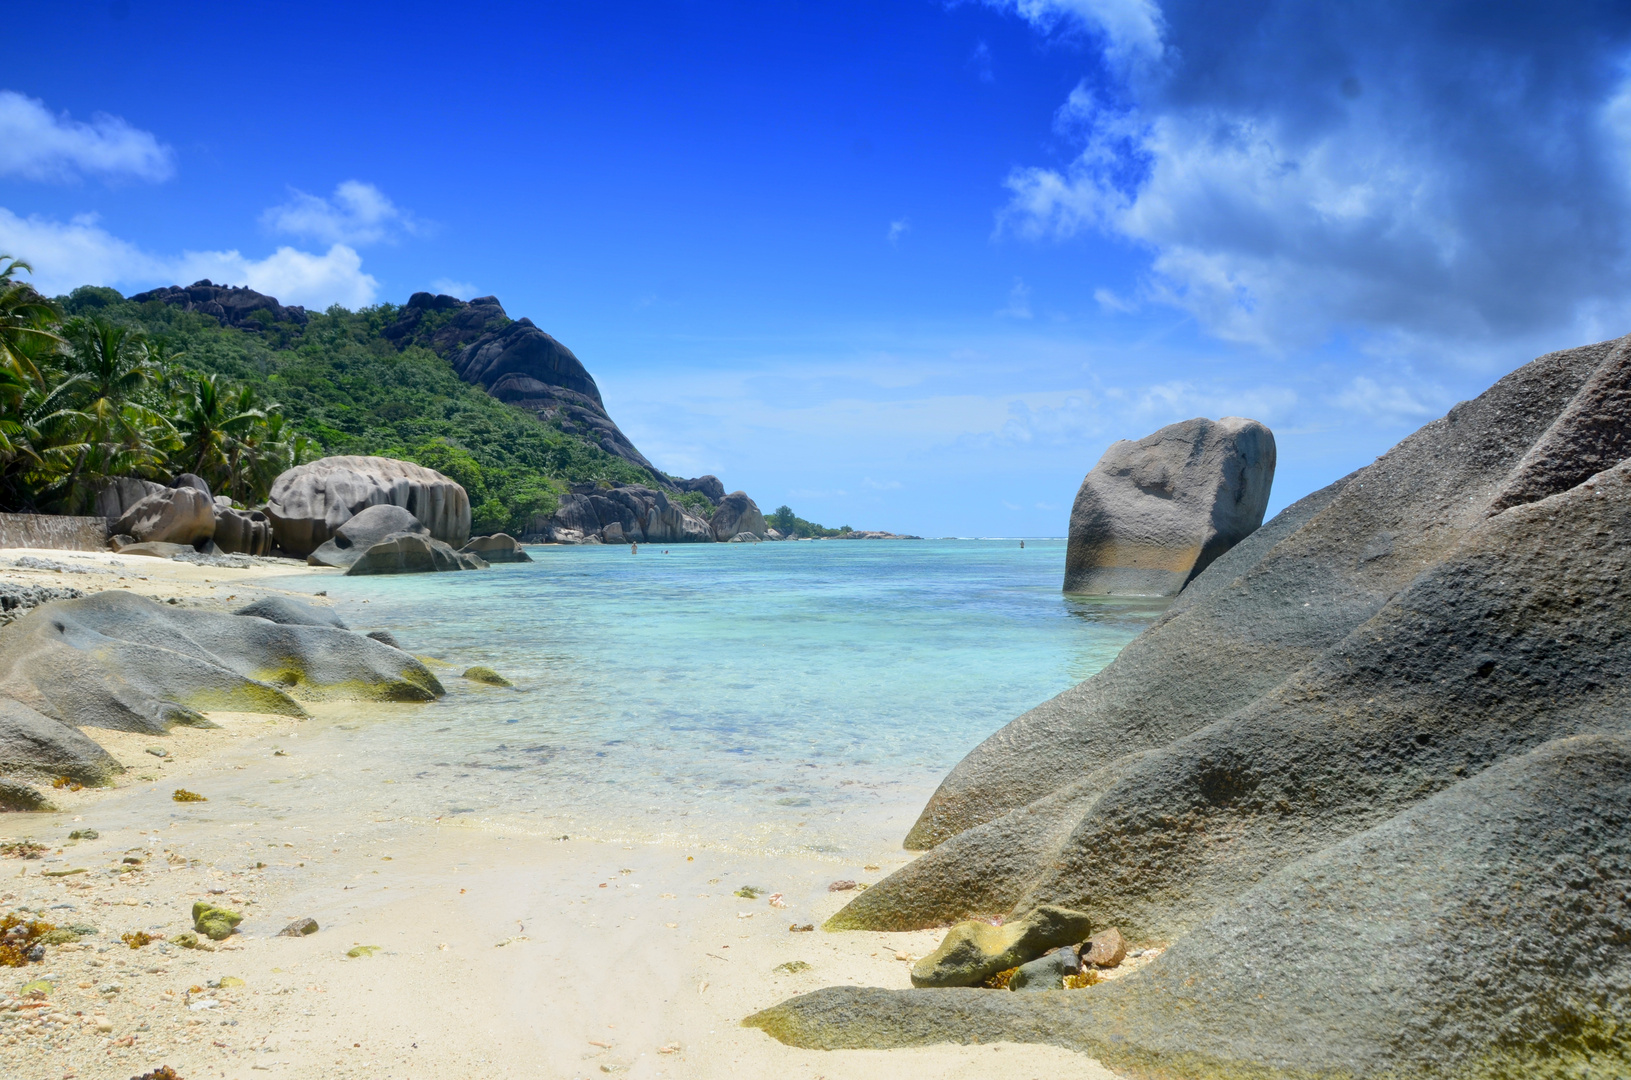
[[827, 880, 857, 892], [191, 901, 243, 941], [278, 917, 319, 937], [910, 905, 1094, 989], [462, 666, 512, 687], [734, 886, 763, 899], [789, 923, 815, 933], [366, 629, 402, 649], [773, 960, 812, 974], [1082, 926, 1127, 968], [1009, 945, 1082, 992]]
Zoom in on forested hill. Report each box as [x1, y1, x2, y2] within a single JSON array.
[[57, 283, 714, 534]]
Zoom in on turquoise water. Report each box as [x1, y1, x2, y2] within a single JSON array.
[[267, 540, 1162, 857]]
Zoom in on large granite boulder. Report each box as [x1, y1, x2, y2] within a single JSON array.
[[130, 280, 307, 331], [381, 292, 508, 356], [266, 456, 471, 557], [111, 485, 215, 549], [0, 592, 441, 773], [752, 333, 1631, 1075], [536, 485, 713, 544], [709, 491, 767, 542], [673, 475, 725, 503], [307, 504, 426, 569], [449, 313, 660, 475], [346, 532, 487, 575], [91, 476, 167, 521], [212, 499, 271, 557], [459, 533, 532, 562], [233, 596, 347, 630], [0, 696, 121, 785], [1064, 416, 1275, 596]]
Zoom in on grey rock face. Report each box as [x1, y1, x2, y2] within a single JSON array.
[[130, 280, 308, 330], [459, 533, 533, 562], [0, 593, 441, 782], [771, 334, 1631, 1075], [90, 476, 167, 521], [233, 597, 347, 630], [450, 317, 659, 475], [345, 532, 487, 575], [307, 504, 426, 569], [267, 456, 470, 557], [539, 486, 713, 544], [0, 583, 86, 626], [212, 505, 271, 556], [1064, 416, 1275, 597], [749, 735, 1631, 1079], [673, 475, 725, 503], [111, 486, 215, 549], [0, 777, 54, 812], [710, 491, 767, 542]]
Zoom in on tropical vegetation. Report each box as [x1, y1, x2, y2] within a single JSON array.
[[769, 503, 851, 538], [0, 260, 666, 535]]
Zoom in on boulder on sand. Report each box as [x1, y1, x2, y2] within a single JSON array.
[[265, 455, 471, 557], [459, 533, 532, 562], [0, 592, 442, 750], [709, 491, 767, 542], [212, 501, 271, 557], [91, 476, 167, 521], [535, 485, 712, 544], [754, 334, 1631, 1076], [1064, 416, 1275, 596], [110, 485, 215, 549]]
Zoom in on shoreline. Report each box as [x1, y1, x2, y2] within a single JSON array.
[[0, 548, 1124, 1079]]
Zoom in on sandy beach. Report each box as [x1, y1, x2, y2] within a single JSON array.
[[0, 550, 1129, 1080]]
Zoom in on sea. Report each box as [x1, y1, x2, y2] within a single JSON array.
[[261, 539, 1163, 861]]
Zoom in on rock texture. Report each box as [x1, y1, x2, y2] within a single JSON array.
[[754, 333, 1631, 1077], [346, 532, 486, 575], [212, 501, 271, 557], [130, 281, 308, 331], [381, 292, 508, 355], [306, 504, 427, 569], [534, 485, 713, 545], [1064, 416, 1275, 596], [233, 596, 347, 630], [448, 309, 658, 475], [90, 476, 167, 521], [266, 456, 471, 557], [111, 485, 216, 549], [709, 491, 767, 542], [0, 593, 442, 753], [459, 533, 532, 562], [909, 906, 1091, 988]]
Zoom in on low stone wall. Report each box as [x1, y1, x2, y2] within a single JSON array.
[[0, 512, 110, 551]]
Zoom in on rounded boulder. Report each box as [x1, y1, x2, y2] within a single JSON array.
[[266, 456, 471, 557]]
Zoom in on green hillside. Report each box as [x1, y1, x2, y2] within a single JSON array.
[[18, 282, 667, 534]]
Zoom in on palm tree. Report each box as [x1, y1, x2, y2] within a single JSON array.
[[176, 372, 263, 494], [55, 316, 176, 507], [0, 256, 62, 383]]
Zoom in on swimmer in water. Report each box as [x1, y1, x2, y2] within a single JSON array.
[[632, 542, 638, 554]]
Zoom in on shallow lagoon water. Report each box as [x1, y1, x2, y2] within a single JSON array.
[[263, 539, 1162, 859]]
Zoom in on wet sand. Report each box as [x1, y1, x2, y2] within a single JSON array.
[[0, 549, 1126, 1079]]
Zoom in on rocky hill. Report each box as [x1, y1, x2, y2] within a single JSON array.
[[748, 333, 1631, 1078]]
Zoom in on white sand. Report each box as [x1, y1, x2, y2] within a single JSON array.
[[0, 549, 1126, 1079]]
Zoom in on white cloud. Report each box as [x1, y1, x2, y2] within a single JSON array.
[[1329, 376, 1442, 423], [0, 207, 378, 309], [861, 477, 903, 491], [887, 218, 910, 244], [989, 0, 1165, 70], [1093, 286, 1134, 312], [0, 90, 174, 182], [430, 278, 478, 299], [261, 180, 418, 246]]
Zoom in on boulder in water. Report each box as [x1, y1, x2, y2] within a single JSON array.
[[1064, 416, 1275, 596], [345, 532, 486, 575], [710, 491, 767, 542], [266, 455, 471, 557], [459, 533, 532, 562]]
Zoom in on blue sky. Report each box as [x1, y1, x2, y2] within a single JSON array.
[[6, 1, 1631, 536]]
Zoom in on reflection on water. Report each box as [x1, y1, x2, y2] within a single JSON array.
[[252, 539, 1161, 858]]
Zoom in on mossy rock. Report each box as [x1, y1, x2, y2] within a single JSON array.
[[191, 901, 243, 941], [908, 905, 1091, 988], [462, 666, 512, 687]]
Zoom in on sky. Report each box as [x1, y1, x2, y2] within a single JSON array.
[[6, 1, 1631, 536]]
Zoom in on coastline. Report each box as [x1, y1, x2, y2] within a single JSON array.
[[0, 548, 1123, 1079]]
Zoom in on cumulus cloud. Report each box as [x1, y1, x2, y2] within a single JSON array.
[[887, 218, 910, 244], [996, 1, 1631, 360], [430, 278, 479, 299], [0, 207, 379, 308], [0, 90, 174, 182], [261, 180, 419, 246]]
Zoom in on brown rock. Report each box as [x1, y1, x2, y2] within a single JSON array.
[[1081, 926, 1126, 968], [278, 917, 319, 937], [111, 486, 215, 548]]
